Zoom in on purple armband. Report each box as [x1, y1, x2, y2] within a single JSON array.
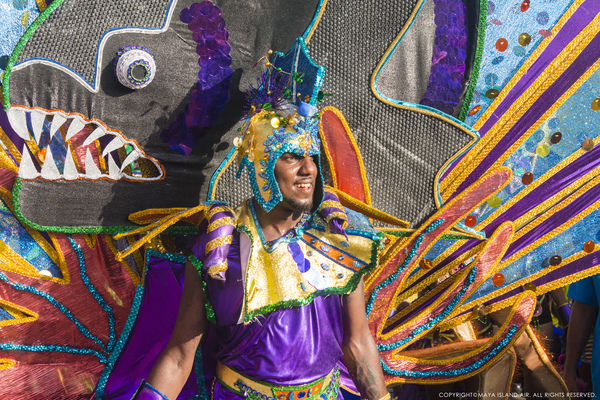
[[556, 303, 571, 327], [131, 380, 169, 400]]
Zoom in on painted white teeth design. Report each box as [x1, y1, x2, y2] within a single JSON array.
[[82, 126, 106, 147], [20, 144, 38, 180], [120, 150, 140, 172], [85, 148, 102, 180], [49, 114, 67, 139], [63, 145, 78, 181], [9, 107, 164, 181], [29, 110, 46, 144], [65, 117, 85, 142], [40, 147, 61, 180], [108, 155, 120, 180], [101, 136, 125, 157], [6, 108, 29, 141]]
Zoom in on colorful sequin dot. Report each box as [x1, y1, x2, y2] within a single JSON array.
[[518, 33, 531, 46], [492, 273, 505, 286], [487, 196, 501, 208], [583, 240, 595, 253], [496, 38, 508, 52], [464, 215, 477, 227], [536, 144, 550, 157]]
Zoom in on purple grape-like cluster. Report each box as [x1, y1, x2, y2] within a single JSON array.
[[241, 70, 290, 120], [420, 0, 468, 116], [161, 1, 232, 155]]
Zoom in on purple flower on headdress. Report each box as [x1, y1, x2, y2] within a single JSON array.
[[241, 70, 291, 120]]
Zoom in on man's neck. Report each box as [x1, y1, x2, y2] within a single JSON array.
[[252, 199, 306, 242]]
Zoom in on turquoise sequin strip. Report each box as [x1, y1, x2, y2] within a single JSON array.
[[377, 266, 477, 351], [67, 235, 117, 349], [366, 219, 444, 316], [0, 270, 107, 349], [0, 342, 108, 364]]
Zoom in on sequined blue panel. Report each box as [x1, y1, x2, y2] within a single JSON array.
[[473, 205, 600, 300], [0, 198, 61, 277], [466, 66, 600, 226], [464, 0, 575, 126], [0, 0, 40, 85]]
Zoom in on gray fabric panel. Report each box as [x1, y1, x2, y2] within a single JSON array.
[[16, 0, 173, 86], [305, 0, 472, 226], [11, 0, 472, 229], [11, 0, 319, 228], [376, 0, 436, 104]]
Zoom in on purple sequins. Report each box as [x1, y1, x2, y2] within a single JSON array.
[[161, 1, 232, 155], [420, 0, 468, 116]]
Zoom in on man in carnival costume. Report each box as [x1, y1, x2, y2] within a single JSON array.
[[131, 67, 389, 400]]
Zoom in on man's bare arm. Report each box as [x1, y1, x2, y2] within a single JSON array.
[[342, 278, 388, 400], [146, 261, 208, 400], [563, 300, 597, 393]]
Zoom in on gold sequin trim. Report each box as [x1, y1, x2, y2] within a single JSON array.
[[94, 140, 107, 174], [320, 200, 344, 210], [0, 359, 16, 371], [208, 263, 228, 277], [0, 299, 37, 328], [104, 234, 140, 286], [116, 204, 206, 260], [329, 186, 408, 228], [206, 235, 233, 253], [208, 216, 235, 230], [127, 207, 190, 225], [0, 145, 18, 172], [207, 205, 233, 219]]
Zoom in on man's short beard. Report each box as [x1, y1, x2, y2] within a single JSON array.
[[282, 195, 313, 213]]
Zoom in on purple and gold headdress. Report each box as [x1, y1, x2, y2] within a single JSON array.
[[233, 42, 325, 212]]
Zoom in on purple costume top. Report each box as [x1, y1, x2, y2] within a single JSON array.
[[190, 224, 345, 389], [190, 199, 381, 399]]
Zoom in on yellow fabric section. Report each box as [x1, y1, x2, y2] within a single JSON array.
[[236, 200, 376, 320]]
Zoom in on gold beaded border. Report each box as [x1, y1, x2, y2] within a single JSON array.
[[0, 298, 38, 328]]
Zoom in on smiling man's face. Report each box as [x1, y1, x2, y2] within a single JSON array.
[[273, 152, 318, 213]]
